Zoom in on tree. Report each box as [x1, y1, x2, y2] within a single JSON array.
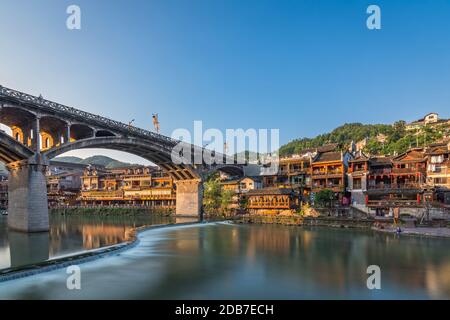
[[220, 189, 235, 216], [203, 179, 222, 213], [314, 189, 335, 208], [203, 178, 236, 216]]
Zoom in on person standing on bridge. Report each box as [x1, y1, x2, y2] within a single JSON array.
[[152, 114, 160, 133]]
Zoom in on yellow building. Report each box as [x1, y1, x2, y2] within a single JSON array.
[[80, 165, 175, 208]]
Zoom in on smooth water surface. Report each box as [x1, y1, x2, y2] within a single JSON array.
[[0, 214, 173, 270], [1, 222, 450, 299]]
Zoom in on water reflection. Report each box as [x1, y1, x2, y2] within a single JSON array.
[[8, 231, 49, 268], [138, 224, 450, 299], [0, 214, 173, 270], [1, 222, 450, 299]]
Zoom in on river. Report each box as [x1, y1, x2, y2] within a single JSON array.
[[1, 217, 450, 299], [0, 214, 174, 270]]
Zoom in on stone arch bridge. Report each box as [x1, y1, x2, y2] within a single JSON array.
[[0, 85, 245, 232]]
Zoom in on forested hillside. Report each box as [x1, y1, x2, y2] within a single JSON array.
[[279, 121, 449, 156]]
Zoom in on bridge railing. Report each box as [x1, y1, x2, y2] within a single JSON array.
[[0, 85, 240, 166], [0, 85, 177, 147]]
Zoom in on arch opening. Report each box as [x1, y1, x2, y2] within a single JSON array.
[[95, 130, 116, 137], [70, 124, 95, 141]]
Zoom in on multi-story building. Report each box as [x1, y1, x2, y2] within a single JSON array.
[[311, 147, 353, 203], [426, 141, 450, 188], [261, 149, 315, 202], [46, 161, 86, 207], [80, 165, 176, 208], [425, 140, 450, 206], [405, 112, 449, 131], [246, 187, 299, 215], [365, 149, 427, 211], [347, 152, 369, 206]]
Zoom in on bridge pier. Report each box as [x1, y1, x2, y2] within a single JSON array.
[[7, 157, 49, 232], [175, 179, 203, 217]]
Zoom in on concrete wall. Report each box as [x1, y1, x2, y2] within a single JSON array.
[[7, 162, 49, 232], [175, 179, 202, 216]]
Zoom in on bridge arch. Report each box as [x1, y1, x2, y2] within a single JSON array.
[[43, 136, 200, 180], [0, 131, 34, 164]]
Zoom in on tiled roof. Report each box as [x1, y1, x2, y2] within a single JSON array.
[[317, 143, 339, 153], [369, 156, 392, 166], [313, 151, 342, 163], [246, 187, 294, 196]]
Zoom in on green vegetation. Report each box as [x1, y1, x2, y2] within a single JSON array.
[[279, 121, 449, 156], [203, 177, 234, 217], [314, 189, 336, 208], [54, 155, 138, 168]]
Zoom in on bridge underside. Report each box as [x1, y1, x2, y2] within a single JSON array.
[[44, 136, 199, 181]]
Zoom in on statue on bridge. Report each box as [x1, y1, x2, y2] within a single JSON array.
[[152, 114, 160, 134]]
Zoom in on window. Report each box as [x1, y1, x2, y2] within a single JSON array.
[[353, 178, 362, 189]]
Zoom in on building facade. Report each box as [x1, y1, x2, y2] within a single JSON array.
[[80, 165, 176, 208]]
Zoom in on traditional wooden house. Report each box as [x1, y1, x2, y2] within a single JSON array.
[[246, 187, 298, 214], [347, 152, 369, 206], [365, 149, 426, 209], [262, 149, 315, 190], [311, 147, 352, 203], [392, 148, 427, 188], [80, 165, 175, 207]]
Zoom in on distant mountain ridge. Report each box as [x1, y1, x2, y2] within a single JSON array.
[[54, 155, 136, 168]]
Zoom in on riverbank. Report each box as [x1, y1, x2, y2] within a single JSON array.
[[50, 206, 173, 216], [233, 214, 450, 239], [374, 226, 450, 239]]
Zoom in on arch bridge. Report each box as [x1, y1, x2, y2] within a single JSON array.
[[0, 85, 245, 232]]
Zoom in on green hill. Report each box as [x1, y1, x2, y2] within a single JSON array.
[[279, 121, 449, 157], [54, 155, 135, 168]]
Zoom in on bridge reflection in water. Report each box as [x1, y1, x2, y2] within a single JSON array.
[[0, 214, 174, 270]]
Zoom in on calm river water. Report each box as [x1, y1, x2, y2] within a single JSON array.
[[0, 214, 174, 270], [1, 218, 450, 299]]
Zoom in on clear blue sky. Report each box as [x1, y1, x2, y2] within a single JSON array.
[[1, 0, 450, 163]]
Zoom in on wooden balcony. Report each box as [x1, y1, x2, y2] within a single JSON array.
[[312, 184, 344, 192], [367, 183, 422, 190], [80, 190, 124, 199], [392, 168, 426, 175], [369, 169, 392, 175], [247, 201, 291, 209]]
